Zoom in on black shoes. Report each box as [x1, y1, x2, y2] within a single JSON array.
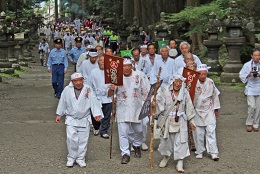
[[121, 154, 130, 164], [132, 145, 141, 158]]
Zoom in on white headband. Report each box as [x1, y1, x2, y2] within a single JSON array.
[[123, 58, 132, 65], [140, 45, 147, 49], [88, 52, 98, 57], [71, 73, 83, 80], [197, 64, 211, 72]]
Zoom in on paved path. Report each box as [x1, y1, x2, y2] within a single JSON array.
[[0, 48, 259, 174]]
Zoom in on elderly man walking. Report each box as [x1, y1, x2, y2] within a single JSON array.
[[193, 64, 221, 161], [153, 74, 196, 173], [55, 72, 103, 168], [115, 57, 150, 164]]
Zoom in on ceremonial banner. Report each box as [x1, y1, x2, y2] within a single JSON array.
[[104, 54, 124, 86], [158, 40, 169, 49], [120, 50, 132, 57], [182, 67, 200, 102], [139, 80, 163, 120]]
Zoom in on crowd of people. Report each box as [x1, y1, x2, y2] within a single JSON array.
[[37, 18, 260, 173]]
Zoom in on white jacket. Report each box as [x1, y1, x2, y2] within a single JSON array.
[[56, 83, 103, 127]]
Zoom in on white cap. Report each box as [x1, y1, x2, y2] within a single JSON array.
[[123, 58, 132, 65], [87, 45, 94, 49], [140, 45, 147, 49], [197, 64, 211, 72], [71, 72, 83, 80], [88, 51, 98, 57]]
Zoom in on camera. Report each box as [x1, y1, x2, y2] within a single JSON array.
[[252, 66, 258, 78]]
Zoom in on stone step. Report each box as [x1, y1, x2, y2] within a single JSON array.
[[0, 62, 12, 68], [0, 68, 15, 74]]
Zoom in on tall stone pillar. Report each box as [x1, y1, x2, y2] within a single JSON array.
[[203, 12, 222, 75], [220, 1, 246, 82]]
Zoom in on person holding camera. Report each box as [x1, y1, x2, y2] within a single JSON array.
[[38, 38, 50, 66], [239, 48, 260, 132]]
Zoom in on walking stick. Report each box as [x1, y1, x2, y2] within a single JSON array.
[[149, 67, 162, 169], [110, 91, 116, 159]]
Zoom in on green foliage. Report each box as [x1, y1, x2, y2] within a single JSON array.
[[166, 0, 229, 37]]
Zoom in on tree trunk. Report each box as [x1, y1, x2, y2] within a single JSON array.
[[134, 0, 142, 25], [187, 0, 201, 52], [187, 0, 200, 6], [0, 0, 7, 13], [123, 0, 134, 24]]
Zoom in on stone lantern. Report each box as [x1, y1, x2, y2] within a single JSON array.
[[152, 12, 171, 50], [203, 12, 222, 75], [0, 11, 15, 74], [127, 16, 141, 49], [220, 0, 246, 82], [117, 17, 129, 50]]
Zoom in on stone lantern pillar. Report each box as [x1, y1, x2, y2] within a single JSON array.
[[203, 12, 222, 75], [127, 16, 141, 49], [0, 12, 15, 74], [220, 1, 246, 82], [153, 12, 171, 50], [117, 17, 129, 50]]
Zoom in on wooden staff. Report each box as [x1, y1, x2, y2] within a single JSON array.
[[149, 67, 162, 169], [109, 90, 116, 159]]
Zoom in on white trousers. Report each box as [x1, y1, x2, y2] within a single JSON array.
[[246, 95, 260, 128], [129, 117, 149, 143], [118, 122, 143, 156], [158, 132, 190, 161], [66, 123, 90, 162], [193, 123, 219, 155]]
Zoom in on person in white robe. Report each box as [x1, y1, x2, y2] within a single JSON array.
[[193, 64, 221, 161], [45, 25, 52, 43], [55, 72, 103, 168], [150, 46, 180, 87], [63, 31, 72, 53], [152, 74, 196, 172], [76, 45, 94, 71], [128, 56, 151, 151], [175, 41, 202, 68], [176, 53, 198, 75], [132, 48, 152, 78], [147, 43, 161, 66], [115, 58, 150, 164], [89, 56, 115, 138], [78, 49, 99, 85], [239, 48, 260, 132]]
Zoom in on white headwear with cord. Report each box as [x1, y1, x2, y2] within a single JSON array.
[[71, 72, 83, 80], [168, 74, 186, 102], [197, 64, 211, 72]]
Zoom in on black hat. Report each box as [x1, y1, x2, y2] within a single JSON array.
[[75, 37, 83, 43], [54, 38, 62, 44]]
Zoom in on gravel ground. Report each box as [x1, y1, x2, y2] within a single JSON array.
[[0, 49, 259, 174]]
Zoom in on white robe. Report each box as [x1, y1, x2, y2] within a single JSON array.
[[150, 57, 180, 86], [193, 77, 221, 126], [63, 35, 72, 48], [56, 83, 103, 127], [76, 52, 88, 71], [115, 70, 150, 123], [175, 54, 202, 68], [78, 59, 99, 85], [136, 56, 152, 78], [89, 68, 112, 104], [155, 84, 195, 160], [239, 59, 260, 95]]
